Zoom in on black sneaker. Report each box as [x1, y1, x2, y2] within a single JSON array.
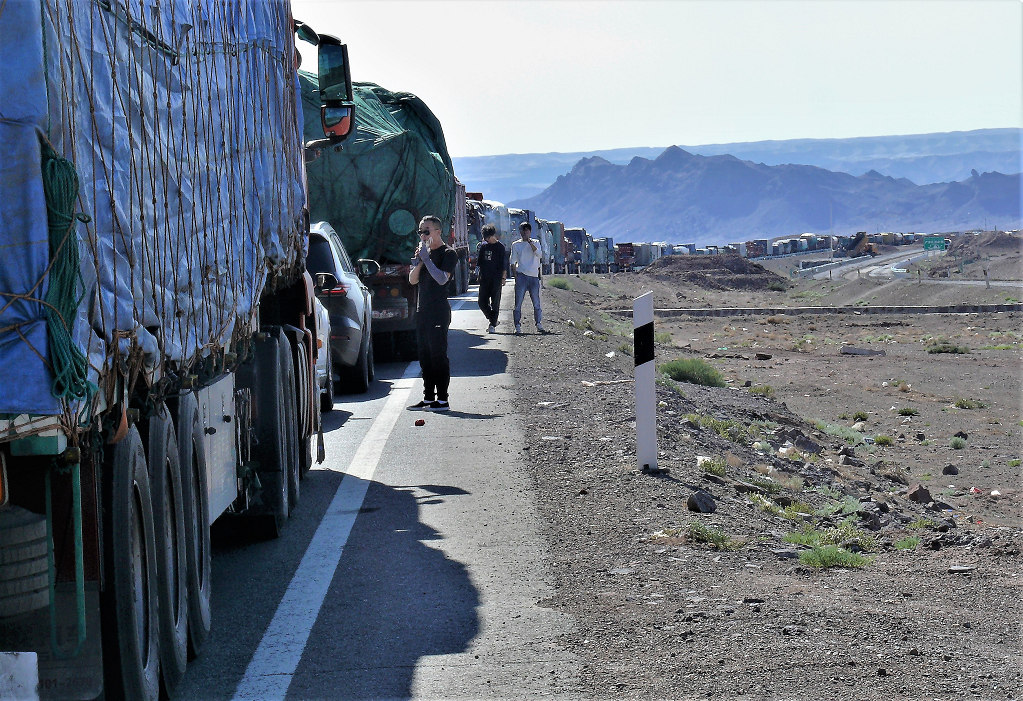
[[409, 400, 434, 410], [428, 400, 450, 412]]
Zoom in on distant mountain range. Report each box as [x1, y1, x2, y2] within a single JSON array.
[[507, 146, 1021, 246], [453, 128, 1022, 204]]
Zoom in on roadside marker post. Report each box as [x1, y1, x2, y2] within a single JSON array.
[[634, 292, 658, 472]]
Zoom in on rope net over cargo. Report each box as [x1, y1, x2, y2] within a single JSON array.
[[0, 0, 308, 426]]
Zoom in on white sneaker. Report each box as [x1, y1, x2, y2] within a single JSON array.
[[487, 325, 496, 333]]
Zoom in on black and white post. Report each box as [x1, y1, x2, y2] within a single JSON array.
[[634, 291, 657, 472]]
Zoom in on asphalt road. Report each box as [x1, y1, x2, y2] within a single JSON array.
[[175, 287, 578, 700]]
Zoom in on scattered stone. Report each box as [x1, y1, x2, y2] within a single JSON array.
[[732, 481, 766, 495], [839, 454, 865, 468], [907, 484, 933, 504], [942, 464, 959, 475], [687, 490, 717, 514], [948, 565, 975, 574], [857, 508, 882, 531], [915, 432, 926, 441], [953, 431, 969, 440], [754, 352, 772, 360], [772, 549, 799, 559], [743, 380, 752, 387], [782, 625, 806, 635], [793, 435, 823, 455], [839, 446, 857, 457]]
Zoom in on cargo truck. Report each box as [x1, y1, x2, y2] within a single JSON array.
[[300, 79, 458, 360], [0, 4, 351, 698]]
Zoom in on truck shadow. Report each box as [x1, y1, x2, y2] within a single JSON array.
[[188, 475, 479, 699], [291, 479, 479, 698]]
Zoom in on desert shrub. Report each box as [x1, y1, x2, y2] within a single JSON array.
[[701, 458, 727, 477], [618, 342, 633, 356], [895, 536, 921, 551], [654, 331, 674, 345], [548, 277, 571, 290], [950, 436, 967, 450], [749, 384, 774, 397], [814, 421, 864, 445], [767, 280, 788, 292], [874, 435, 895, 447], [897, 407, 919, 416], [688, 522, 742, 551], [686, 413, 766, 443], [656, 376, 685, 397], [953, 398, 986, 409], [765, 316, 788, 325], [928, 341, 970, 354], [799, 545, 870, 569], [853, 411, 869, 421], [660, 358, 726, 387], [1009, 459, 1021, 468], [785, 519, 877, 552]]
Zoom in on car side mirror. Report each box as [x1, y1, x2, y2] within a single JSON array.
[[317, 35, 354, 142], [357, 259, 380, 278], [314, 272, 338, 291]]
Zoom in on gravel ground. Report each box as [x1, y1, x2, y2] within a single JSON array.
[[503, 260, 1023, 700]]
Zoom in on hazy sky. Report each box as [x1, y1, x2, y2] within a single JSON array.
[[291, 0, 1022, 158]]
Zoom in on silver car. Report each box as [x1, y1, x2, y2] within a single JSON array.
[[307, 221, 378, 394]]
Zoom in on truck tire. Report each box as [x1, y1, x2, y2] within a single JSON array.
[[175, 392, 211, 658], [320, 339, 335, 413], [145, 409, 188, 694], [277, 334, 301, 511], [0, 506, 49, 618], [251, 333, 289, 539], [102, 426, 160, 701]]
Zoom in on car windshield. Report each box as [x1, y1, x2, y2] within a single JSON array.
[[307, 236, 336, 275]]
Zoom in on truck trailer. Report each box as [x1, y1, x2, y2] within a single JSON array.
[[0, 3, 349, 698], [300, 78, 458, 360]]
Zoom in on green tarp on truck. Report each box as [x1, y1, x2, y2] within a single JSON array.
[[299, 75, 455, 264]]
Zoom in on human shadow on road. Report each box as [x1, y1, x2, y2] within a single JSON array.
[[448, 328, 507, 378], [289, 480, 480, 699]]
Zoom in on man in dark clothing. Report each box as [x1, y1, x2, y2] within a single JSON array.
[[409, 215, 458, 411], [475, 223, 507, 333]]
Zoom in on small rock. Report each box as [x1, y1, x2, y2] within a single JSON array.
[[906, 484, 933, 504], [687, 490, 717, 514], [851, 421, 867, 431], [755, 352, 772, 360], [743, 380, 752, 387], [839, 446, 857, 457], [948, 565, 975, 574], [857, 509, 882, 531], [915, 432, 926, 441], [782, 625, 806, 636], [732, 481, 766, 495], [877, 668, 888, 677], [953, 431, 969, 440], [942, 464, 959, 475], [772, 549, 799, 559]]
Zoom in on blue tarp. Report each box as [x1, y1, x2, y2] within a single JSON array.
[[0, 0, 307, 417]]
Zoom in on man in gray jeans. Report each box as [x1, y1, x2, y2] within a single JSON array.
[[509, 222, 547, 335]]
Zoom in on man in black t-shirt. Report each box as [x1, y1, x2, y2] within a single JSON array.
[[475, 223, 507, 333], [409, 215, 458, 411]]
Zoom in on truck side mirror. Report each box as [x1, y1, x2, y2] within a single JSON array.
[[357, 259, 380, 278], [314, 272, 338, 291], [317, 35, 354, 142]]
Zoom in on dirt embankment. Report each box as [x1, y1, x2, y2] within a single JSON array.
[[507, 256, 1022, 699]]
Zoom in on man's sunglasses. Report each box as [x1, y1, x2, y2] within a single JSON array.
[[418, 230, 432, 236]]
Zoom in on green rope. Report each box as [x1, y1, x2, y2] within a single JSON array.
[[40, 141, 94, 402]]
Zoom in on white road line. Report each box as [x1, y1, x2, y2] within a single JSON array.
[[233, 364, 420, 701]]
